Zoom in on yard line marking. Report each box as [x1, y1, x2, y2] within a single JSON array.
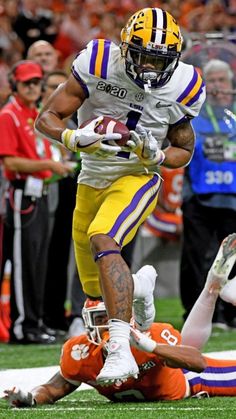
[[0, 366, 91, 397], [1, 407, 236, 412]]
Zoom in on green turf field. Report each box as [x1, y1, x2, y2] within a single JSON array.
[[0, 297, 236, 418]]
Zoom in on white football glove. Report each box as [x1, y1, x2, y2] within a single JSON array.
[[127, 125, 165, 166], [61, 116, 122, 156], [130, 327, 156, 352], [4, 387, 36, 408]]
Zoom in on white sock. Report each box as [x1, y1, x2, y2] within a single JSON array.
[[181, 289, 218, 349], [108, 319, 130, 348], [132, 274, 145, 299], [220, 277, 236, 305]]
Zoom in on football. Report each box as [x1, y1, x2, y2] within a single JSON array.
[[80, 116, 130, 146]]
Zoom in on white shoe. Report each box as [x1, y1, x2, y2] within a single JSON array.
[[205, 233, 236, 295], [67, 317, 86, 338], [220, 277, 236, 306], [96, 341, 139, 385], [133, 265, 157, 331]]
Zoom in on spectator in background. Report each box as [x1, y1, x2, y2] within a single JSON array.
[[27, 40, 59, 74], [0, 0, 24, 60], [0, 60, 72, 344], [0, 0, 24, 105], [12, 0, 58, 55], [185, 0, 230, 32], [180, 59, 236, 329], [0, 49, 11, 108], [95, 13, 121, 45], [58, 0, 99, 53]]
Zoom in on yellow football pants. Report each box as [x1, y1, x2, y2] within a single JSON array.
[[73, 173, 161, 297]]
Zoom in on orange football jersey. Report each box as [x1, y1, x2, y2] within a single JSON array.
[[60, 323, 188, 401]]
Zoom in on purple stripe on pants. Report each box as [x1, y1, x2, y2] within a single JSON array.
[[108, 174, 160, 246]]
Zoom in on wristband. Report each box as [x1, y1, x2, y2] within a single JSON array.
[[131, 328, 157, 352], [61, 129, 78, 152], [143, 336, 157, 352]]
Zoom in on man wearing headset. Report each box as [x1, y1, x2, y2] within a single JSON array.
[[0, 60, 72, 344]]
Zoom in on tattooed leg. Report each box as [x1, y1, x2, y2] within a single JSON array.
[[91, 234, 133, 322]]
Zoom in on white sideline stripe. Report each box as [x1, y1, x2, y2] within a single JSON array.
[[0, 366, 91, 397], [0, 350, 236, 398], [203, 350, 236, 359]]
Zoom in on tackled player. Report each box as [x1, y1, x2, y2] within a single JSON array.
[[4, 233, 236, 406], [35, 7, 206, 385]]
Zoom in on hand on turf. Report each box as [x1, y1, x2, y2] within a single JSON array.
[[127, 125, 165, 166], [130, 327, 156, 353], [61, 116, 122, 156], [4, 387, 35, 407]]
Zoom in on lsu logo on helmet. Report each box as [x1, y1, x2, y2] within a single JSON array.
[[120, 8, 183, 90]]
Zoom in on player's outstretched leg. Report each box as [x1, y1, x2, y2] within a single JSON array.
[[205, 233, 236, 297], [219, 233, 236, 304], [132, 265, 157, 331], [181, 234, 236, 348]]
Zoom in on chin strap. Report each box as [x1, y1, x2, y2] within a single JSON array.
[[94, 250, 121, 262], [144, 79, 152, 94]]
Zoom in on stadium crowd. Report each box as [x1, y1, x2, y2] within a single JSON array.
[[0, 0, 236, 103]]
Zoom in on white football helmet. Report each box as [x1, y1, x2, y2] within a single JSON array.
[[82, 299, 108, 345], [120, 7, 182, 90]]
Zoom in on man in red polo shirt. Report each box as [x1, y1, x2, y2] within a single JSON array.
[[0, 60, 72, 344]]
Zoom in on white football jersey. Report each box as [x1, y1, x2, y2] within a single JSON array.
[[72, 39, 206, 188]]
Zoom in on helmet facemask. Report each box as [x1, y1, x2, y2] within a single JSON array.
[[120, 8, 182, 91], [82, 301, 108, 345], [124, 42, 180, 89]]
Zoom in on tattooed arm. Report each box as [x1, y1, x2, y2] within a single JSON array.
[[162, 121, 195, 168]]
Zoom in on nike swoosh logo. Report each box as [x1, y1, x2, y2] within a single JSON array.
[[156, 102, 172, 108]]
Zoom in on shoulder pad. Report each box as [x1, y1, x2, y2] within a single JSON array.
[[176, 64, 205, 107], [87, 38, 113, 79]]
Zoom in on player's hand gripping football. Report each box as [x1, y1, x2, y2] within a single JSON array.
[[127, 125, 165, 166], [4, 387, 36, 407], [61, 116, 122, 156], [130, 327, 157, 353]]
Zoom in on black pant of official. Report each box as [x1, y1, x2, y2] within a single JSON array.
[[43, 176, 78, 331], [5, 186, 50, 341], [180, 196, 236, 323]]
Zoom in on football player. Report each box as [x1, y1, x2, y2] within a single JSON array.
[[35, 7, 206, 384], [4, 233, 236, 407]]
